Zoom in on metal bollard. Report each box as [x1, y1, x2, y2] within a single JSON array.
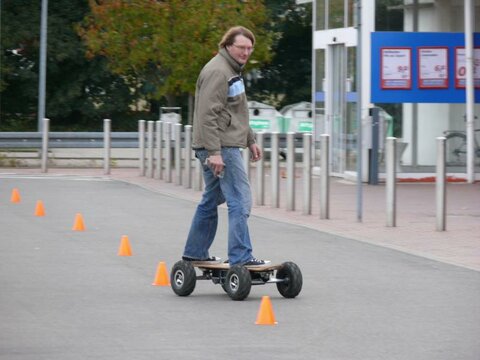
[[243, 148, 250, 180], [138, 120, 146, 176], [41, 118, 50, 173], [386, 137, 397, 227], [303, 133, 312, 215], [165, 122, 172, 182], [193, 155, 203, 191], [256, 132, 265, 206], [184, 125, 192, 189], [436, 137, 447, 231], [271, 132, 280, 208], [174, 123, 182, 185], [320, 134, 330, 219], [147, 120, 154, 178], [155, 121, 163, 179], [286, 132, 295, 211], [103, 119, 111, 175]]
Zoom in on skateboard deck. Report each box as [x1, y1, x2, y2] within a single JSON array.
[[191, 261, 282, 272]]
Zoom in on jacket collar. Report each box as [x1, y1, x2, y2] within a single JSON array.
[[219, 48, 244, 73]]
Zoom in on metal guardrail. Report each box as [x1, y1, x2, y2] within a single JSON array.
[[0, 132, 139, 148], [0, 132, 306, 149]]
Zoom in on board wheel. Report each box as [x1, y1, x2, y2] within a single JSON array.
[[171, 260, 196, 296], [224, 265, 251, 301], [276, 262, 302, 298]]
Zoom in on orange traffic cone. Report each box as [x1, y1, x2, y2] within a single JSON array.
[[255, 296, 278, 325], [34, 200, 46, 216], [118, 235, 132, 256], [152, 262, 170, 286], [72, 213, 86, 231], [10, 188, 21, 203]]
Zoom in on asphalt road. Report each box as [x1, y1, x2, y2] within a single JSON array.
[[1, 175, 479, 360]]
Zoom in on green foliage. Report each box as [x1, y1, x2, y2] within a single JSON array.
[[247, 0, 312, 109], [0, 0, 135, 131], [1, 0, 310, 131], [78, 0, 273, 99]]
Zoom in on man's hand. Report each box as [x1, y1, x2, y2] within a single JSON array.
[[249, 143, 262, 162], [206, 155, 225, 177]]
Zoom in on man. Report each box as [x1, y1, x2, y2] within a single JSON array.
[[182, 26, 268, 266]]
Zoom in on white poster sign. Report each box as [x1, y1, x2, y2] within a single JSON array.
[[381, 48, 412, 89], [418, 47, 448, 88]]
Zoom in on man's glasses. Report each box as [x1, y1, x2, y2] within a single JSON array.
[[231, 44, 254, 53]]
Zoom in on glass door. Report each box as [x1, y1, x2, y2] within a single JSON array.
[[327, 43, 347, 175]]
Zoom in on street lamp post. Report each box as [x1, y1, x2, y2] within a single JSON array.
[[37, 0, 48, 132]]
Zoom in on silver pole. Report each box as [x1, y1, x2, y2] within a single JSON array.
[[303, 133, 312, 215], [256, 132, 265, 206], [103, 119, 111, 175], [193, 155, 203, 191], [41, 118, 49, 173], [165, 122, 172, 182], [355, 0, 363, 222], [174, 123, 182, 185], [155, 121, 163, 179], [386, 137, 397, 227], [147, 120, 154, 178], [243, 148, 250, 180], [271, 132, 280, 208], [286, 132, 295, 211], [436, 137, 447, 231], [138, 120, 146, 176], [184, 125, 192, 189], [37, 0, 48, 132], [465, 0, 475, 183], [320, 134, 330, 219]]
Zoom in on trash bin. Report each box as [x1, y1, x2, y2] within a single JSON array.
[[281, 102, 313, 133], [248, 101, 284, 133], [160, 107, 181, 140]]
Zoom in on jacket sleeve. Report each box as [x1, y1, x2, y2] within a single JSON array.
[[195, 69, 228, 156]]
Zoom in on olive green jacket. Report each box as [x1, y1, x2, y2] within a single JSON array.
[[192, 48, 255, 155]]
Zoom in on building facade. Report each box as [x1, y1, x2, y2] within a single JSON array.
[[310, 0, 480, 180]]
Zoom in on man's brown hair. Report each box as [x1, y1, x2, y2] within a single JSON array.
[[218, 26, 255, 49]]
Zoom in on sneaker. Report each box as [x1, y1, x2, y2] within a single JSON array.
[[244, 257, 271, 266], [182, 256, 221, 262]]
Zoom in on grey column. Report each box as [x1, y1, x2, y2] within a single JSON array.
[[155, 121, 163, 180], [165, 122, 172, 182], [103, 119, 111, 175], [138, 120, 146, 176], [147, 120, 154, 178], [436, 137, 447, 231], [184, 125, 192, 189], [271, 132, 280, 208], [243, 148, 250, 180], [193, 157, 203, 191], [41, 118, 50, 173], [286, 132, 295, 211], [386, 137, 397, 227], [256, 132, 265, 206], [174, 123, 182, 185], [303, 133, 312, 215], [320, 134, 330, 219]]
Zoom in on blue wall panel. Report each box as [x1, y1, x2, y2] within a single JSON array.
[[371, 32, 480, 103]]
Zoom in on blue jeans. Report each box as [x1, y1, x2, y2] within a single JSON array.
[[183, 147, 253, 265]]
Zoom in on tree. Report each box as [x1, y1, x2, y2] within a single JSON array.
[[248, 0, 312, 109], [0, 0, 135, 131], [78, 0, 273, 110]]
